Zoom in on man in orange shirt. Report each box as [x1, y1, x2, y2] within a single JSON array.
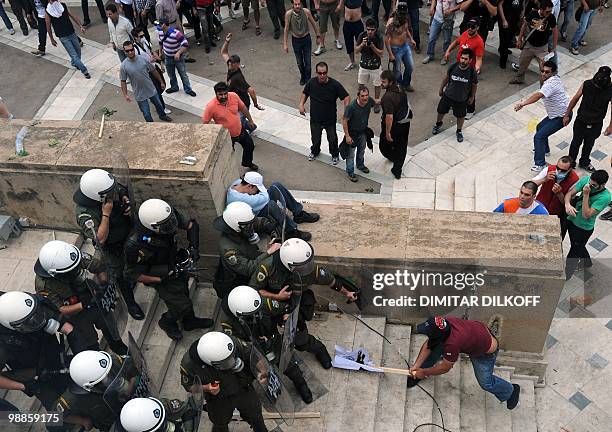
[[203, 82, 259, 171]]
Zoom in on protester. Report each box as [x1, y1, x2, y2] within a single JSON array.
[[156, 0, 182, 31], [284, 0, 321, 86], [133, 0, 155, 41], [355, 18, 383, 111], [342, 86, 375, 181], [493, 181, 550, 214], [340, 0, 365, 71], [300, 62, 350, 165], [0, 1, 16, 35], [385, 9, 417, 92], [458, 0, 497, 43], [314, 0, 343, 55], [195, 0, 216, 52], [156, 18, 197, 97], [569, 0, 603, 55], [564, 66, 612, 172], [514, 60, 569, 171], [202, 82, 259, 171], [30, 0, 47, 56], [422, 0, 461, 66], [241, 0, 261, 36], [115, 0, 135, 24], [266, 0, 286, 39], [497, 0, 524, 68], [8, 0, 35, 35], [106, 3, 134, 63], [80, 0, 105, 27]]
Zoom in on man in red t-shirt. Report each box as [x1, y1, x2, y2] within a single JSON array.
[[202, 82, 259, 171], [408, 316, 521, 410]]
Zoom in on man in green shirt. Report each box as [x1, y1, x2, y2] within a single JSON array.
[[563, 169, 611, 279]]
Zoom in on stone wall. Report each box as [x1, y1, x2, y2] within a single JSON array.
[[0, 119, 240, 250]]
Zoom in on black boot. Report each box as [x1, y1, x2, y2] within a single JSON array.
[[314, 346, 332, 369], [108, 338, 129, 355], [287, 229, 312, 241], [182, 310, 214, 331], [119, 282, 145, 320], [285, 363, 313, 403], [159, 313, 183, 340]]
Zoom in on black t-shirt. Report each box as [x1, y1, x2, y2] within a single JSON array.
[[577, 79, 612, 124], [461, 0, 498, 27], [303, 77, 349, 126], [525, 10, 557, 47], [444, 62, 478, 102], [49, 3, 75, 38], [501, 0, 524, 17], [524, 0, 539, 16], [227, 68, 251, 108], [381, 85, 410, 123], [357, 31, 384, 70]]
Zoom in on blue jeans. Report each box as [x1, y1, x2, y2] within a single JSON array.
[[427, 17, 453, 58], [165, 55, 193, 93], [559, 0, 574, 36], [571, 9, 595, 49], [420, 344, 514, 402], [59, 33, 88, 75], [0, 3, 13, 30], [258, 181, 304, 231], [408, 8, 420, 50], [534, 116, 565, 166], [292, 34, 312, 83], [240, 111, 257, 133], [345, 132, 366, 176], [136, 94, 166, 122], [391, 43, 413, 87]]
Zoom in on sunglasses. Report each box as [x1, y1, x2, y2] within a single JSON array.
[[317, 71, 328, 76], [125, 48, 135, 52], [468, 25, 478, 29], [540, 69, 552, 74]]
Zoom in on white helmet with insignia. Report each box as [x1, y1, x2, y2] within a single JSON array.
[[197, 331, 244, 372], [34, 240, 82, 278], [138, 198, 179, 234], [79, 168, 116, 202], [69, 350, 116, 393], [120, 397, 167, 432], [227, 285, 262, 317], [222, 202, 259, 244], [279, 238, 315, 276], [0, 291, 60, 334]]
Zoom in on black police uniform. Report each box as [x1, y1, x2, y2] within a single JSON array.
[[55, 389, 117, 431], [179, 339, 267, 432], [220, 297, 313, 403], [74, 184, 144, 320], [249, 253, 338, 368], [212, 215, 275, 298], [35, 265, 128, 355], [124, 208, 210, 340]]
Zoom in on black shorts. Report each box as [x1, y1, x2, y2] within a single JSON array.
[[437, 94, 468, 118]]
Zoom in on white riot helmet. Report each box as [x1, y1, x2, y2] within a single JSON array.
[[69, 350, 117, 393], [138, 199, 178, 234], [222, 202, 259, 244], [0, 291, 60, 334], [227, 286, 262, 317], [197, 332, 244, 372], [34, 240, 82, 278], [80, 169, 116, 202], [279, 238, 315, 276], [120, 398, 167, 432]]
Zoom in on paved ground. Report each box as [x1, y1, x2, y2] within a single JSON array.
[[0, 44, 67, 119]]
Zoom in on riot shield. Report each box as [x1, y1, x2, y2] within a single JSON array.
[[103, 332, 156, 416], [110, 152, 136, 221], [84, 275, 128, 342], [278, 293, 300, 375], [183, 376, 204, 432], [250, 344, 295, 426]]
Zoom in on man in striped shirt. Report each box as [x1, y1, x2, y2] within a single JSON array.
[[157, 18, 196, 96]]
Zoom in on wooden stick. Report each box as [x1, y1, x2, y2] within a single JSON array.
[[98, 113, 105, 138], [233, 412, 321, 420], [377, 366, 415, 377]]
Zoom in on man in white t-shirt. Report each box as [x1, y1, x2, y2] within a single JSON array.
[[514, 60, 569, 171], [422, 0, 461, 65]]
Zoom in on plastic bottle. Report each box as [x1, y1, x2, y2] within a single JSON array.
[[15, 126, 28, 155]]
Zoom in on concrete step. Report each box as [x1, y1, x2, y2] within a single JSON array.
[[339, 316, 386, 432], [474, 174, 499, 213], [459, 358, 487, 432], [431, 357, 461, 432], [510, 378, 538, 432], [453, 172, 476, 212], [373, 324, 411, 432], [404, 334, 434, 432], [434, 177, 455, 210], [484, 369, 513, 432]]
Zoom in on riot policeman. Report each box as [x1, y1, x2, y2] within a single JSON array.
[[54, 350, 122, 431], [223, 285, 313, 403], [0, 291, 73, 411], [74, 168, 145, 320], [179, 331, 268, 432], [249, 238, 357, 369], [34, 240, 129, 355], [116, 396, 201, 432], [124, 199, 213, 340], [213, 201, 280, 298]]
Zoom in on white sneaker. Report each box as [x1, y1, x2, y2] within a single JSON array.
[[422, 56, 433, 64], [531, 164, 547, 172], [465, 111, 475, 120], [164, 108, 172, 115], [344, 63, 355, 71], [332, 156, 339, 165], [440, 58, 448, 65], [308, 152, 317, 161], [335, 40, 343, 50], [314, 45, 326, 56], [9, 28, 16, 35]]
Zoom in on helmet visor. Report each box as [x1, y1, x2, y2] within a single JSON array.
[[211, 349, 244, 372], [90, 359, 123, 394], [98, 177, 118, 201], [238, 220, 259, 244], [10, 297, 48, 333], [152, 211, 179, 235], [288, 249, 315, 276]]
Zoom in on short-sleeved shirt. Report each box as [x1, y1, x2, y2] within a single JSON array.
[[202, 92, 245, 138], [456, 31, 485, 68], [344, 97, 374, 135], [357, 31, 384, 70], [444, 62, 478, 103], [120, 56, 157, 102], [539, 75, 569, 119], [500, 0, 524, 18], [303, 77, 349, 126], [525, 10, 557, 47], [227, 68, 251, 108], [460, 0, 498, 30], [442, 317, 493, 362], [493, 197, 550, 214], [434, 0, 459, 22], [567, 176, 612, 231], [381, 85, 404, 117]]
